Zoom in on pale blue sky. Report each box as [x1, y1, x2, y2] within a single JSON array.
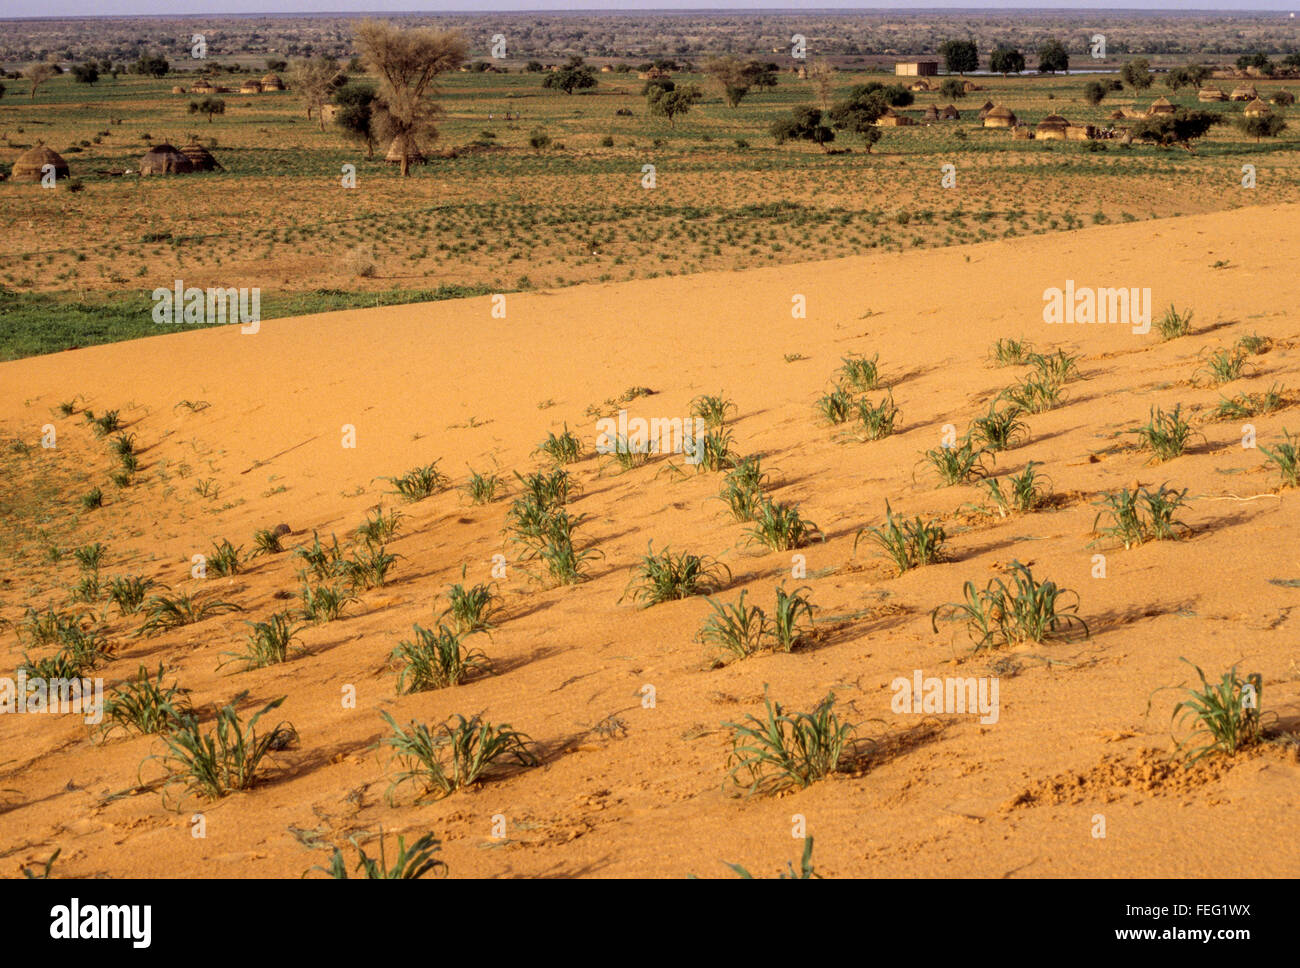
[[3, 2, 1299, 17]]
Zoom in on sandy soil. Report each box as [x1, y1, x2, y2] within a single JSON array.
[[2, 203, 1298, 878]]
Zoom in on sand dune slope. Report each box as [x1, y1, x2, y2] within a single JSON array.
[[2, 204, 1298, 877]]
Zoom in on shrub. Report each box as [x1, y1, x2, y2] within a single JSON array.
[[989, 338, 1035, 366], [208, 539, 242, 577], [536, 425, 583, 464], [223, 611, 304, 670], [138, 592, 241, 636], [839, 354, 881, 391], [922, 436, 992, 486], [745, 497, 822, 551], [816, 386, 855, 425], [978, 462, 1051, 517], [386, 462, 449, 501], [1171, 659, 1264, 763], [100, 664, 192, 737], [969, 401, 1029, 452], [725, 691, 856, 796], [624, 544, 731, 606], [314, 830, 448, 879], [855, 501, 946, 574], [853, 392, 899, 441], [151, 695, 293, 805], [1259, 429, 1300, 487], [300, 582, 355, 623], [381, 711, 537, 802], [1129, 404, 1199, 462], [1156, 304, 1193, 340], [931, 562, 1089, 651], [1092, 484, 1190, 548], [355, 507, 402, 545], [392, 624, 490, 693], [440, 580, 500, 633], [690, 393, 736, 428]]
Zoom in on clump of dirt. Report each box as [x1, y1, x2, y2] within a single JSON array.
[[1001, 748, 1240, 810]]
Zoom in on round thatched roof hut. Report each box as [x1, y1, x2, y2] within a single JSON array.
[[1244, 97, 1272, 117], [1107, 108, 1127, 120], [1035, 113, 1069, 140], [240, 79, 263, 94], [1012, 124, 1034, 140], [11, 145, 70, 182], [908, 79, 932, 92], [385, 135, 427, 165], [983, 104, 1016, 128], [962, 80, 980, 93], [923, 104, 939, 121], [977, 99, 995, 119], [1271, 90, 1296, 106], [940, 104, 960, 120], [1198, 86, 1226, 102], [260, 73, 284, 91], [1147, 96, 1175, 115], [1230, 84, 1257, 101], [140, 143, 195, 175], [190, 82, 216, 94], [180, 141, 224, 172]]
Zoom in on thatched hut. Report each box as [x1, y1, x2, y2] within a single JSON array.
[[962, 80, 981, 93], [260, 73, 284, 91], [1147, 96, 1175, 116], [908, 79, 932, 92], [977, 99, 995, 119], [940, 104, 961, 120], [1107, 108, 1127, 120], [239, 79, 263, 94], [11, 145, 70, 182], [923, 104, 939, 121], [1244, 98, 1272, 117], [1271, 90, 1296, 106], [139, 143, 195, 175], [983, 104, 1016, 128], [180, 141, 224, 172], [1198, 86, 1227, 102], [385, 135, 427, 166], [190, 82, 216, 94], [1230, 84, 1257, 101], [875, 107, 914, 127], [1012, 124, 1034, 140], [1065, 123, 1097, 141], [1035, 113, 1070, 140]]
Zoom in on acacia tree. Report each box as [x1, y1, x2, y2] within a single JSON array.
[[702, 56, 776, 108], [1037, 39, 1070, 74], [334, 82, 379, 158], [24, 62, 54, 100], [940, 39, 979, 75], [1237, 113, 1286, 142], [354, 19, 467, 176], [647, 83, 701, 126], [289, 55, 343, 129], [807, 59, 837, 111], [770, 105, 834, 151], [990, 46, 1025, 75], [542, 55, 597, 95], [188, 97, 226, 122], [1131, 109, 1223, 152], [1121, 58, 1153, 90]]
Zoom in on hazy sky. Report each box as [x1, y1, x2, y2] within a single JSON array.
[[4, 1, 1300, 18]]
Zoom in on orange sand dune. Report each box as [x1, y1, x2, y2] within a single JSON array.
[[2, 204, 1298, 877]]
